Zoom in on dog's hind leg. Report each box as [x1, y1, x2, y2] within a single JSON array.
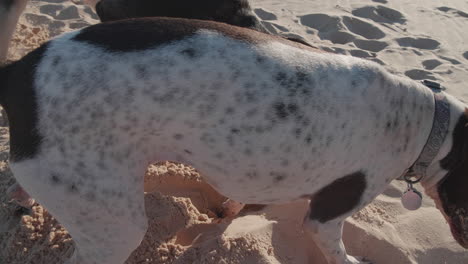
[[10, 158, 149, 264], [63, 191, 148, 264]]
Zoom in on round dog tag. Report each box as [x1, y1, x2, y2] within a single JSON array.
[[401, 188, 422, 210]]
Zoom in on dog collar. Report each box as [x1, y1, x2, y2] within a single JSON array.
[[404, 81, 450, 184], [401, 81, 450, 210]]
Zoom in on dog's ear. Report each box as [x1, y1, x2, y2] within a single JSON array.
[[464, 108, 468, 129], [437, 112, 468, 249]]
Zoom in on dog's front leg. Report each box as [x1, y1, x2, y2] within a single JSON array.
[[304, 218, 370, 264]]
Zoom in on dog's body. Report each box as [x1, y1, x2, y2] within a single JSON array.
[[1, 3, 467, 264]]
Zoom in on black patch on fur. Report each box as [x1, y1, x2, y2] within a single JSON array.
[[181, 48, 197, 58], [270, 172, 287, 183], [308, 171, 367, 223], [273, 102, 288, 119], [50, 174, 62, 185], [0, 45, 47, 162], [73, 17, 321, 54], [439, 113, 468, 248], [184, 149, 193, 155], [68, 183, 79, 193]]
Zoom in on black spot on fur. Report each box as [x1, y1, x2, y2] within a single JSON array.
[[308, 171, 367, 223], [273, 102, 288, 119], [181, 48, 197, 58], [68, 183, 79, 193], [270, 172, 287, 182], [385, 121, 392, 130], [246, 171, 258, 179], [184, 149, 193, 155], [51, 56, 61, 66], [225, 107, 235, 115], [173, 133, 184, 140], [0, 45, 47, 161], [50, 174, 62, 185], [294, 128, 302, 138]]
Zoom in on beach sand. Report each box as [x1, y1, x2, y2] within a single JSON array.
[[0, 0, 467, 263]]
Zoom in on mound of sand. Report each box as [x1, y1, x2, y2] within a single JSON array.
[[0, 0, 467, 263]]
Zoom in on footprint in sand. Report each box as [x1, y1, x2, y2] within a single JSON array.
[[349, 49, 373, 59], [437, 6, 468, 18], [352, 5, 406, 24], [40, 4, 80, 20], [299, 14, 341, 32], [261, 21, 290, 35], [404, 69, 436, 81], [422, 59, 442, 70], [341, 16, 386, 40], [300, 14, 356, 44], [24, 13, 66, 37], [300, 14, 385, 44], [39, 4, 63, 17], [396, 37, 440, 50], [353, 39, 388, 52], [463, 51, 468, 60], [254, 8, 278, 21], [83, 6, 99, 20], [438, 55, 461, 65]]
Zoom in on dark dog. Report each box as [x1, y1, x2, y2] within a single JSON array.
[[86, 0, 312, 46]]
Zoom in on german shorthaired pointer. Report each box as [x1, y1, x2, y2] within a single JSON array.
[[1, 1, 466, 263]]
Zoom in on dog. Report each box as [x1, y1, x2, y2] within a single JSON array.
[[1, 1, 467, 264]]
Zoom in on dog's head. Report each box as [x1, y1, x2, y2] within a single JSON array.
[[429, 109, 468, 249], [93, 0, 268, 33]]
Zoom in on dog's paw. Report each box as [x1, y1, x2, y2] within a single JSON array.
[[6, 183, 35, 209]]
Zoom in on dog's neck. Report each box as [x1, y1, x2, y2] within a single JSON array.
[[421, 93, 467, 191], [0, 0, 28, 63]]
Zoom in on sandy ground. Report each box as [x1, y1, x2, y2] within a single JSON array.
[[1, 0, 467, 263]]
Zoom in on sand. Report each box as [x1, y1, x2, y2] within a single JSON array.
[[1, 0, 467, 263]]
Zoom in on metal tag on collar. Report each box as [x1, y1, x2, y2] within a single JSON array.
[[401, 170, 423, 210], [402, 181, 423, 210]]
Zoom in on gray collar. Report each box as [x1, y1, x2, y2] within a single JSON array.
[[404, 86, 450, 184]]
